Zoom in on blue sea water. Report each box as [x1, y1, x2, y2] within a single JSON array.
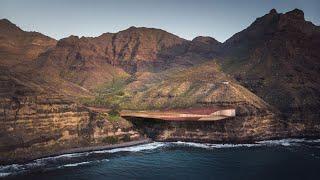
[[1, 139, 320, 180]]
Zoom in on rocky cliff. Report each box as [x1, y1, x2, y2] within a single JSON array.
[[219, 9, 320, 121], [128, 114, 320, 143], [0, 68, 142, 164], [0, 20, 143, 164], [0, 9, 319, 164], [36, 26, 221, 90]]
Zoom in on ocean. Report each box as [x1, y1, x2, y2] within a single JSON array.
[[1, 139, 320, 180]]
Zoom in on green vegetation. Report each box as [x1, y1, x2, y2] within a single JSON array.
[[102, 136, 119, 144], [122, 134, 131, 142], [78, 60, 241, 111], [79, 75, 134, 108], [108, 113, 121, 121], [108, 104, 121, 121]]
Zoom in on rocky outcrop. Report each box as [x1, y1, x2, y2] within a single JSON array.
[[0, 9, 319, 165], [0, 70, 142, 164], [188, 36, 221, 57], [36, 26, 222, 90], [220, 9, 320, 120], [127, 113, 320, 143]]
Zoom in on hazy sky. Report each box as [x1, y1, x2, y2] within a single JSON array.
[[1, 0, 319, 42]]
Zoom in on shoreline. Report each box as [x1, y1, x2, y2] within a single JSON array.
[[1, 138, 153, 166], [2, 136, 320, 166], [45, 138, 153, 158]]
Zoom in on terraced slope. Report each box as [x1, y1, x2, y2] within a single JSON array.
[[0, 68, 142, 164], [85, 61, 273, 116]]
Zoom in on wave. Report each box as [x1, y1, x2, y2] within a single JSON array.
[[172, 141, 260, 149], [58, 161, 95, 168], [90, 142, 166, 154], [1, 138, 319, 177], [59, 159, 110, 168], [173, 138, 320, 149], [0, 172, 12, 177], [256, 138, 320, 146]]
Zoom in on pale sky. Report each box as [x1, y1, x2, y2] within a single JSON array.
[[1, 0, 319, 42]]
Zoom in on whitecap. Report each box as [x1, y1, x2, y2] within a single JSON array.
[[1, 138, 319, 177], [209, 143, 261, 148], [172, 141, 212, 149], [171, 141, 261, 149], [256, 138, 316, 146], [0, 172, 12, 177], [59, 161, 93, 168], [57, 159, 109, 169], [37, 152, 89, 162], [305, 139, 320, 143], [91, 142, 166, 154]]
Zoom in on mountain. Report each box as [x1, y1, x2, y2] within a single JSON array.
[[112, 61, 273, 113], [219, 9, 320, 120], [36, 26, 220, 90], [0, 66, 142, 164], [0, 19, 56, 66], [0, 20, 143, 164], [188, 36, 221, 57], [1, 9, 320, 164]]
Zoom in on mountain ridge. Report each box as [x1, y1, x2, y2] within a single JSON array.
[[1, 8, 320, 164], [218, 8, 320, 121]]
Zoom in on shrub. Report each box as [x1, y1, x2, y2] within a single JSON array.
[[122, 134, 131, 142], [109, 104, 120, 116], [102, 136, 119, 144]]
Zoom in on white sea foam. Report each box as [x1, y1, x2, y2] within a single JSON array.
[[173, 141, 211, 148], [305, 139, 320, 143], [58, 159, 110, 169], [0, 172, 12, 177], [37, 152, 89, 162], [59, 161, 93, 168], [209, 143, 260, 148], [170, 138, 320, 149], [171, 141, 261, 149], [256, 138, 320, 146], [91, 142, 166, 154], [1, 138, 319, 177]]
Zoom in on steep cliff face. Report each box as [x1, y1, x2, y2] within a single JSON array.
[[220, 9, 320, 120], [0, 69, 142, 164], [0, 20, 145, 165], [128, 114, 320, 143], [0, 8, 319, 164]]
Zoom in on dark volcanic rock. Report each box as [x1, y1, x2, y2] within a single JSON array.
[[220, 9, 320, 121], [126, 114, 320, 143], [188, 36, 221, 57]]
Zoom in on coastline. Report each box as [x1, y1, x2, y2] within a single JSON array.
[[2, 134, 320, 166], [2, 136, 320, 166], [1, 138, 320, 179], [45, 138, 153, 157], [1, 138, 153, 166]]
